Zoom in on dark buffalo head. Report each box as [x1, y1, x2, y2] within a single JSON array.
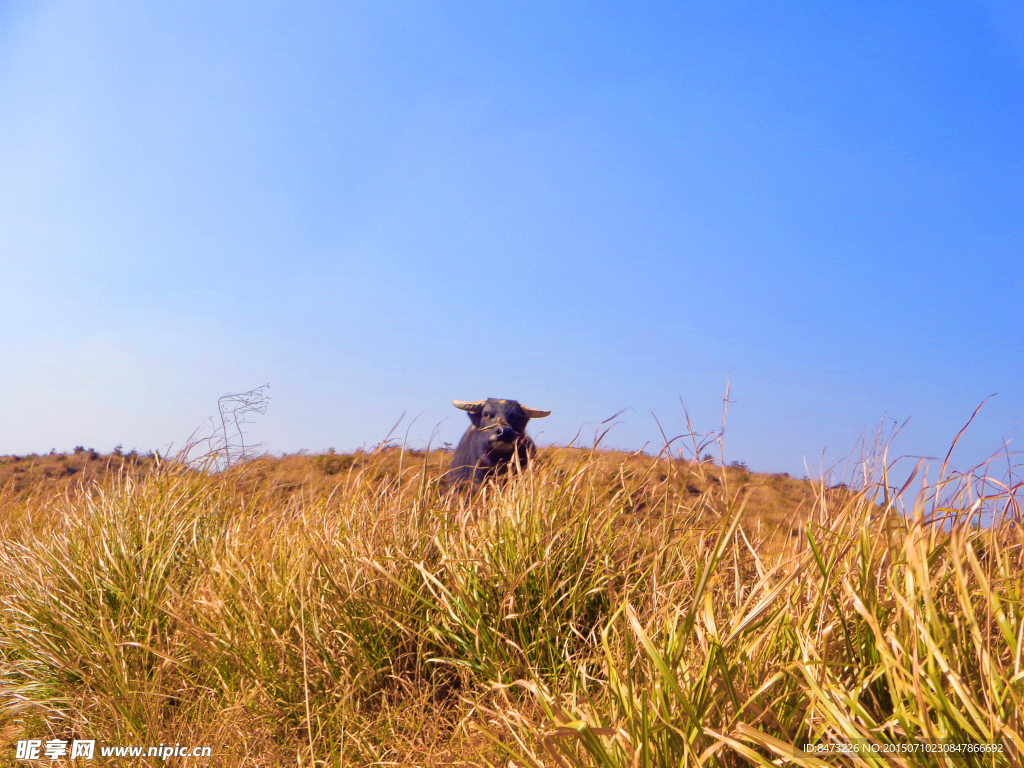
[[446, 398, 550, 488]]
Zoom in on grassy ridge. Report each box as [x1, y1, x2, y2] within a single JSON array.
[[0, 446, 1020, 766]]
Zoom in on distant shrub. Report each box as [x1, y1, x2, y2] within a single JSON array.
[[728, 460, 749, 471], [315, 451, 356, 476]]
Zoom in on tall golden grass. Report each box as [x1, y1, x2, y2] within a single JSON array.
[[0, 441, 1020, 766]]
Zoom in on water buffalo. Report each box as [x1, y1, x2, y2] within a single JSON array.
[[446, 398, 550, 488]]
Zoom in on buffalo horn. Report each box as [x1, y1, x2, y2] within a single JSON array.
[[522, 406, 551, 418], [452, 400, 485, 412]]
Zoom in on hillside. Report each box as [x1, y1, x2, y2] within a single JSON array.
[[0, 445, 822, 533], [0, 447, 158, 497], [0, 443, 1017, 766]]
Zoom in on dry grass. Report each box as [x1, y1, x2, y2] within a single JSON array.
[[0, 444, 1019, 766]]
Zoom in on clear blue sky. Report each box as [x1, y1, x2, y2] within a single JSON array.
[[1, 1, 1021, 477]]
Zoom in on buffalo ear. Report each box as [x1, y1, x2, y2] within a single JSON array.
[[452, 400, 485, 413], [521, 407, 551, 419]]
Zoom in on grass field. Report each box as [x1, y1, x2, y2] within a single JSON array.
[[0, 442, 1020, 766]]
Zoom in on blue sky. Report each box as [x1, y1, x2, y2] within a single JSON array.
[[1, 1, 1021, 477]]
